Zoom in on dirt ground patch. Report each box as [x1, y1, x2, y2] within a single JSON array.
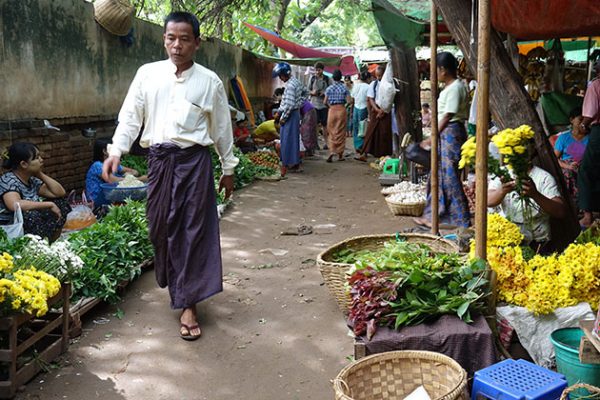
[[17, 141, 416, 400]]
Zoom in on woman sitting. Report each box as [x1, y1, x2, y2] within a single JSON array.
[[86, 138, 146, 209], [0, 142, 70, 241], [553, 106, 588, 202]]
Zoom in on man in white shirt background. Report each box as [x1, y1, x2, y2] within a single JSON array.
[[103, 11, 238, 341]]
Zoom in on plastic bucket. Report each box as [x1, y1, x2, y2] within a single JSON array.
[[550, 328, 600, 394]]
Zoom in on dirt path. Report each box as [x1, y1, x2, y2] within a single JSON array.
[[17, 142, 415, 400]]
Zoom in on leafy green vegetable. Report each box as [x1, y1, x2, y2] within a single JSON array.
[[345, 241, 489, 333], [121, 155, 148, 176], [68, 201, 153, 303]]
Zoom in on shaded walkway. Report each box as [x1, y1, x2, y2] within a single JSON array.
[[17, 144, 413, 400]]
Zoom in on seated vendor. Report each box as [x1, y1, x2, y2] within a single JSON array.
[[487, 163, 567, 254], [553, 106, 588, 202], [233, 117, 257, 154], [85, 138, 146, 209], [253, 119, 280, 146], [0, 142, 71, 242]]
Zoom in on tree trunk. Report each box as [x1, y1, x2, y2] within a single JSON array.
[[295, 0, 336, 33], [433, 0, 579, 250], [390, 45, 422, 142], [275, 0, 291, 34]]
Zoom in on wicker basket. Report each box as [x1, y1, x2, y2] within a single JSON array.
[[93, 0, 135, 36], [333, 350, 467, 400], [560, 384, 600, 400], [317, 234, 459, 314], [385, 196, 426, 216]]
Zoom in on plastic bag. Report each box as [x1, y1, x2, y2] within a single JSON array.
[[358, 119, 368, 138], [64, 191, 96, 231], [375, 63, 396, 113], [64, 205, 96, 231], [0, 203, 24, 239]]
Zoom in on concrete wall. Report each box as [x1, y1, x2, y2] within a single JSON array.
[[0, 0, 275, 190]]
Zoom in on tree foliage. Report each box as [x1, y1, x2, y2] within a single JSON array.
[[131, 0, 381, 54]]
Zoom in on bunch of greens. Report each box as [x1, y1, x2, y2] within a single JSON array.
[[575, 221, 600, 245], [0, 230, 29, 255], [346, 241, 489, 336], [121, 155, 148, 176], [67, 201, 153, 303]]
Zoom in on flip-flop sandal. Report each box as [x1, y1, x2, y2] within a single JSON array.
[[180, 323, 202, 341]]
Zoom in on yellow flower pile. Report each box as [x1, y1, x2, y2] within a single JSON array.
[[491, 125, 534, 157], [0, 252, 61, 317], [472, 215, 600, 314]]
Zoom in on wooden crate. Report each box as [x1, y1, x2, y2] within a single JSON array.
[[0, 284, 70, 399]]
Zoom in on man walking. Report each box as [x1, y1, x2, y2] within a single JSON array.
[[103, 11, 238, 341], [273, 62, 307, 176], [308, 62, 331, 148]]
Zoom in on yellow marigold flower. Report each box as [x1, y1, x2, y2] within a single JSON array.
[[514, 145, 526, 154]]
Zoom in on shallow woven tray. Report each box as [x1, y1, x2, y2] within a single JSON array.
[[333, 350, 467, 400], [317, 234, 459, 314], [385, 197, 426, 216]]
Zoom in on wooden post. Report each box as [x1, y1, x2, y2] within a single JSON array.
[[474, 0, 490, 260], [430, 3, 439, 235]]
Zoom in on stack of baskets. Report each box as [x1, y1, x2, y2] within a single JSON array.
[[333, 350, 467, 400], [317, 233, 458, 314], [93, 0, 135, 36]]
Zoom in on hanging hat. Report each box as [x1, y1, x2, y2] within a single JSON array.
[[93, 0, 135, 36]]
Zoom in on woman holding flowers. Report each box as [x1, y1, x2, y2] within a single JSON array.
[[0, 142, 70, 242], [414, 52, 470, 228]]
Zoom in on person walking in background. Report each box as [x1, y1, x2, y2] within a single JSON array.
[[413, 52, 470, 228], [324, 69, 351, 162], [273, 62, 307, 175], [344, 75, 354, 137], [355, 64, 393, 161], [578, 59, 600, 228], [300, 99, 318, 156], [102, 11, 238, 341], [308, 62, 331, 149], [350, 71, 370, 156]]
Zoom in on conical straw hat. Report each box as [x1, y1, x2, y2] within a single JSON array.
[[93, 0, 135, 36]]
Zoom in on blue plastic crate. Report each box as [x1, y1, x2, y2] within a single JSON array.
[[472, 359, 567, 400]]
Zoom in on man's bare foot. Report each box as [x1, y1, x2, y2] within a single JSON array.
[[180, 307, 201, 340]]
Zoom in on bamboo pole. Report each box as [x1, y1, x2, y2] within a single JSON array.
[[474, 0, 491, 259], [430, 3, 439, 235], [587, 37, 593, 83]]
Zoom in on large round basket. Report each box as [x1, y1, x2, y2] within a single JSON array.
[[333, 350, 467, 400], [385, 196, 425, 216], [94, 0, 135, 36], [317, 234, 458, 314]]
